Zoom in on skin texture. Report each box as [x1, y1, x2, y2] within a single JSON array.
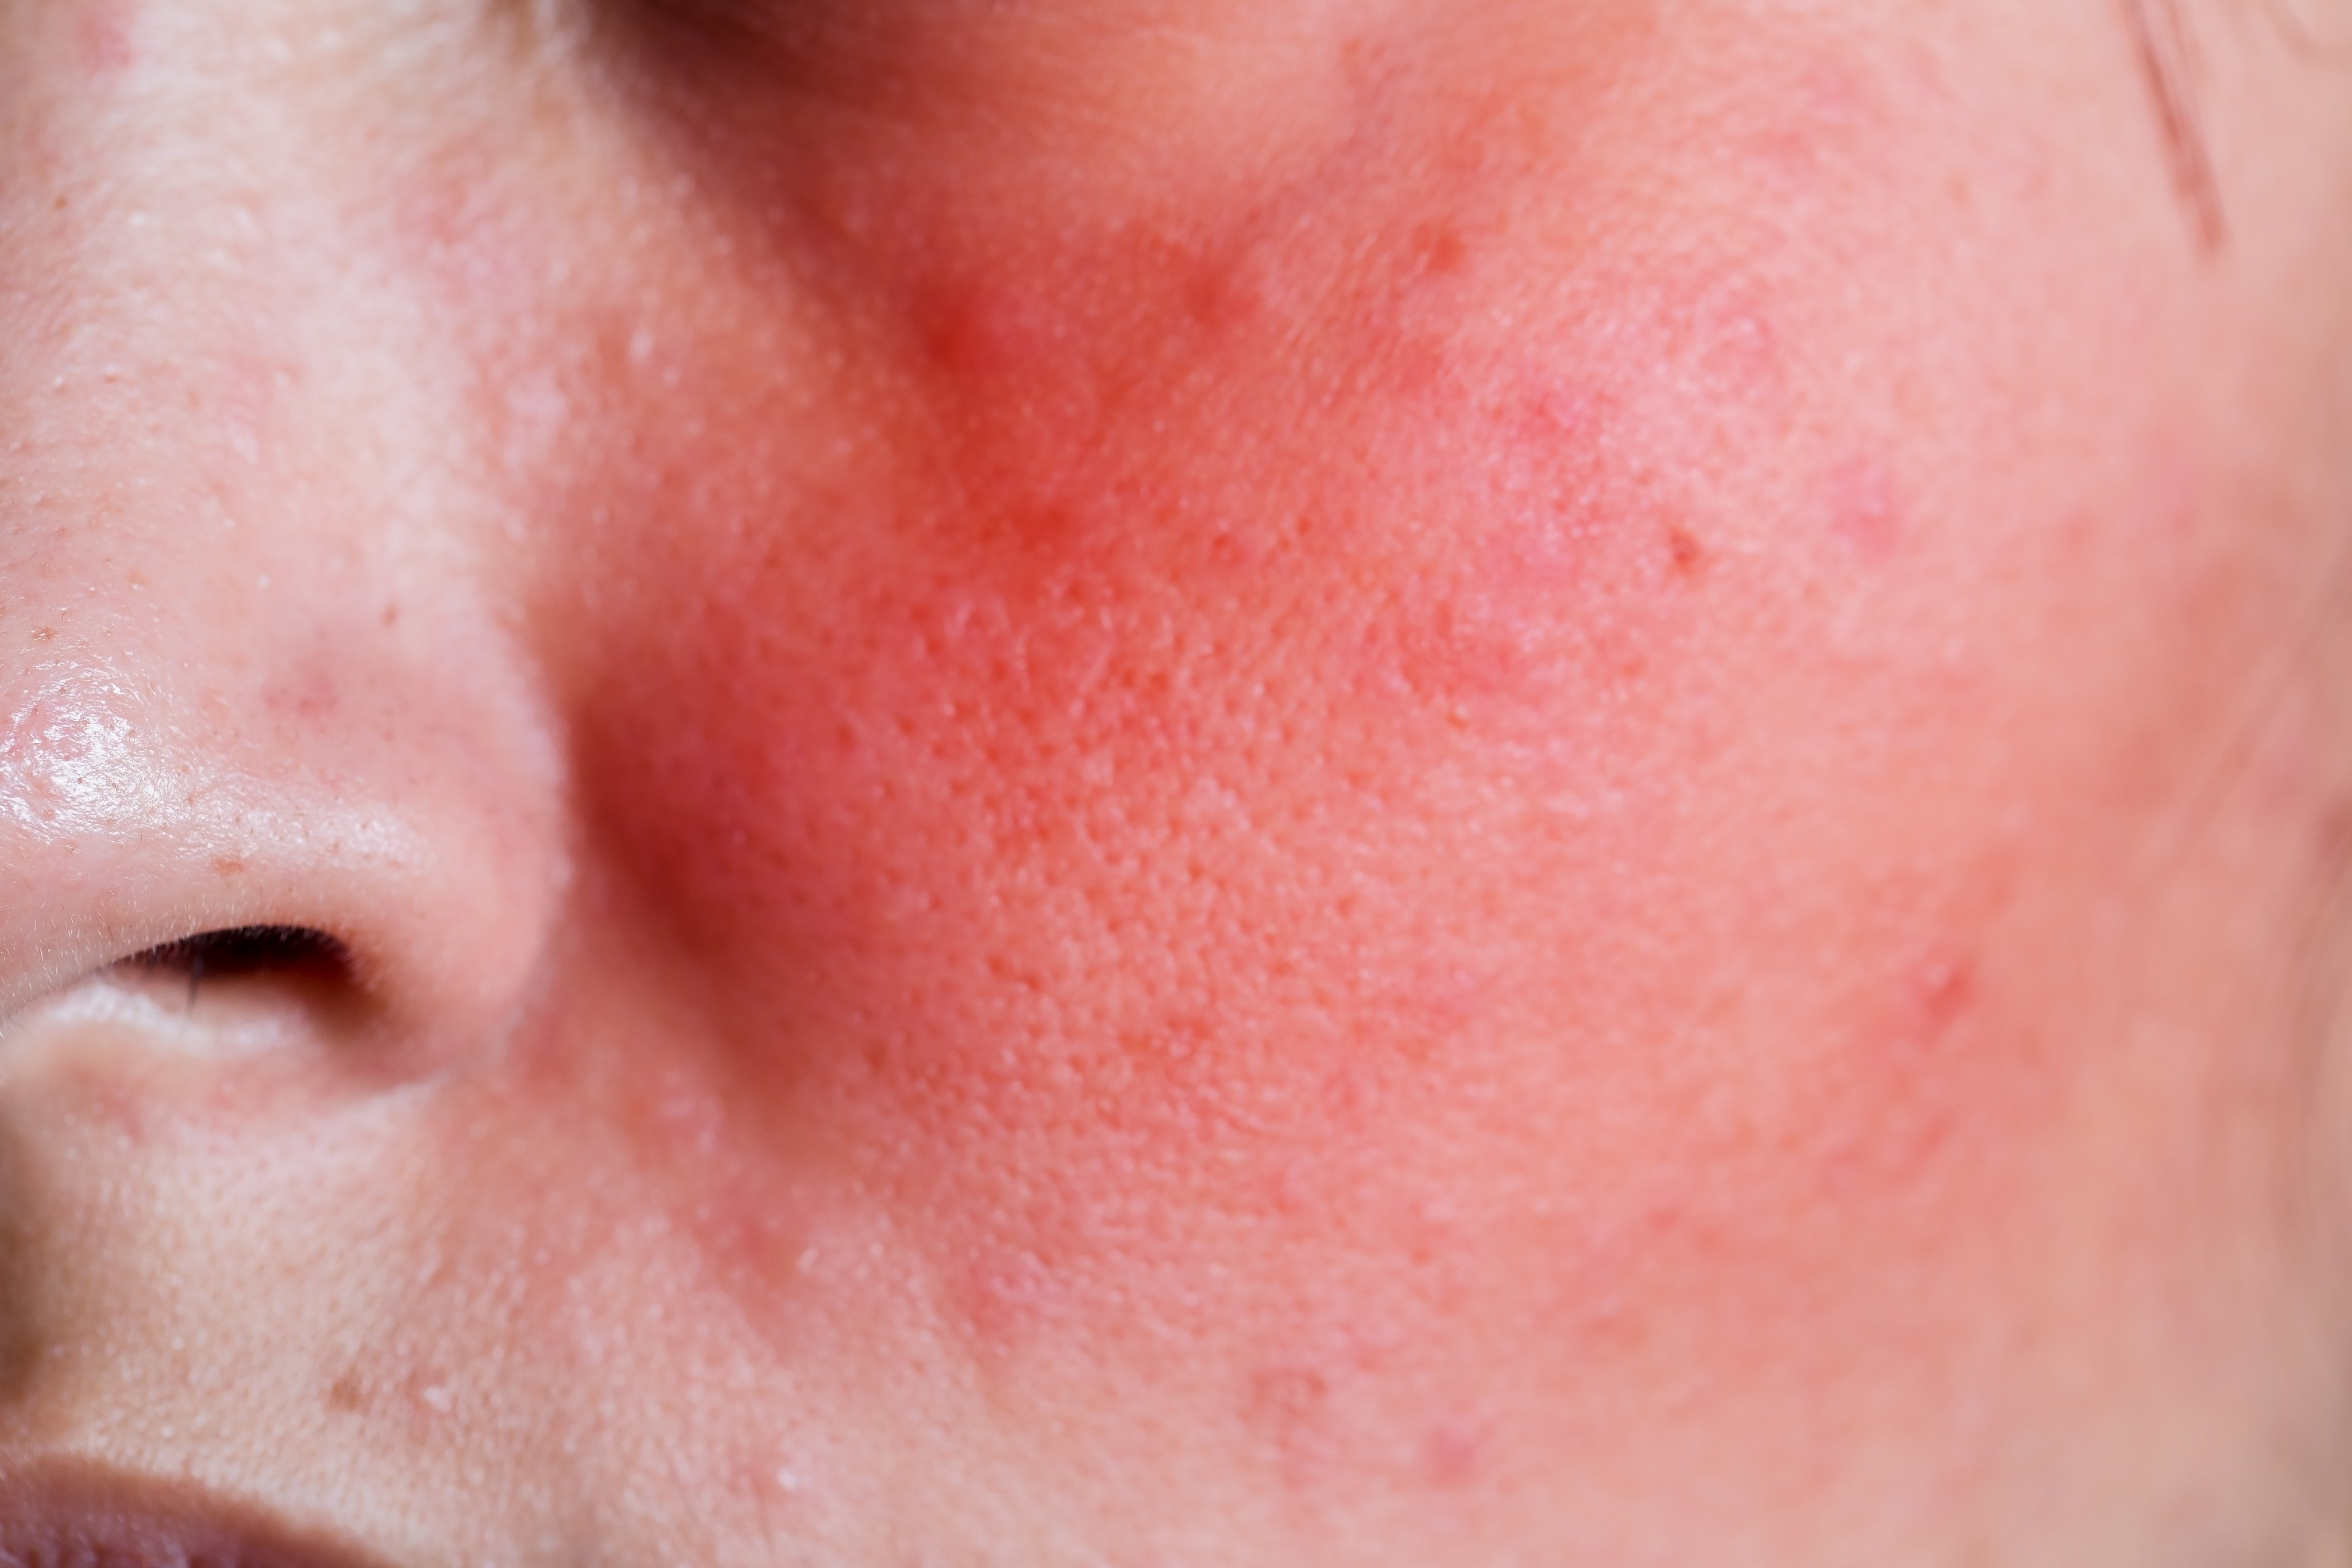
[[2, 0, 2352, 1562]]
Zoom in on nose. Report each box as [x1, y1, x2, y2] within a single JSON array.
[[0, 0, 568, 1052], [0, 0, 580, 1519]]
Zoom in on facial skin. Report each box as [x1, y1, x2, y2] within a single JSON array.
[[2, 0, 2351, 1562]]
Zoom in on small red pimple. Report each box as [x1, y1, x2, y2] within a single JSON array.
[[1910, 955, 1976, 1039], [1412, 221, 1469, 277], [1420, 1420, 1485, 1489], [1665, 524, 1706, 579], [76, 4, 136, 74], [1828, 457, 1902, 564], [1246, 1364, 1335, 1488]]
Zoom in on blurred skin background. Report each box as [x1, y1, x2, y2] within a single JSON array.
[[1, 0, 2351, 1562]]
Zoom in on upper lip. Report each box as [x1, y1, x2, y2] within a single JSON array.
[[0, 1459, 401, 1568]]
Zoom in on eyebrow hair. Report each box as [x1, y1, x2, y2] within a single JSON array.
[[2122, 0, 2229, 250]]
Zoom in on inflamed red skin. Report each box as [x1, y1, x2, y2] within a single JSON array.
[[2, 1, 2351, 1565]]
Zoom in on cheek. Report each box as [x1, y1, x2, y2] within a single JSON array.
[[559, 231, 1979, 1350], [480, 6, 2187, 1481]]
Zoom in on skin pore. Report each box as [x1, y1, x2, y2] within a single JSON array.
[[2, 0, 2352, 1563]]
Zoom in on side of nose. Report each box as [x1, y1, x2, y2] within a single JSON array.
[[0, 0, 571, 1058], [0, 2, 593, 1524]]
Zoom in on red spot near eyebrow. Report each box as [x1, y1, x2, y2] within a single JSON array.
[[76, 3, 136, 74]]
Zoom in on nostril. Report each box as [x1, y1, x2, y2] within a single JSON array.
[[86, 925, 371, 1041], [0, 922, 380, 1076], [121, 925, 356, 997]]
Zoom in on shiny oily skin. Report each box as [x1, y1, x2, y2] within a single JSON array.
[[3, 1, 2352, 1565]]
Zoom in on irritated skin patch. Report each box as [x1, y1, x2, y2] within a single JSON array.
[[75, 4, 134, 75], [517, 0, 2088, 1471]]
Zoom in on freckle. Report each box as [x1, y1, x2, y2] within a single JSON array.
[[30, 627, 54, 642], [210, 856, 246, 878], [326, 1373, 365, 1412]]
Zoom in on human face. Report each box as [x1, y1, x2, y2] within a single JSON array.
[[3, 1, 2351, 1563]]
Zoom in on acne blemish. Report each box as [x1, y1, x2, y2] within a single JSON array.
[[1421, 1421, 1485, 1489], [1414, 222, 1469, 277], [1665, 524, 1706, 580], [1826, 458, 1902, 564], [1246, 1365, 1331, 1437], [76, 4, 136, 74], [1909, 955, 1976, 1040]]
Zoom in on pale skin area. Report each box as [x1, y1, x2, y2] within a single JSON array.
[[2, 0, 2352, 1562]]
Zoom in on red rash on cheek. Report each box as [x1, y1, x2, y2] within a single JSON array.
[[452, 13, 2077, 1468], [554, 231, 1686, 1349]]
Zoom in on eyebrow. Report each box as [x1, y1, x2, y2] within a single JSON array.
[[2122, 0, 2229, 251]]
